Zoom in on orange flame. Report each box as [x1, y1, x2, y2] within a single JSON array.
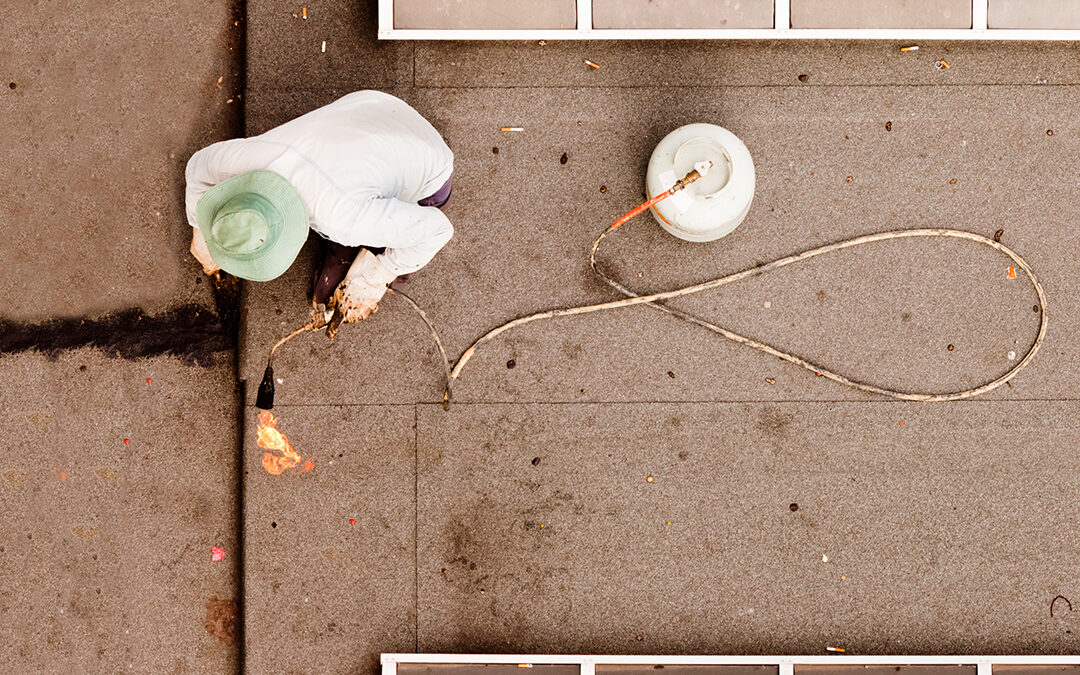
[[256, 410, 304, 475]]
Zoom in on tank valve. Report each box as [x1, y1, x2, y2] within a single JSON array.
[[672, 161, 713, 192]]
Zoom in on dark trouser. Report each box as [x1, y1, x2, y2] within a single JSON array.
[[312, 178, 452, 304]]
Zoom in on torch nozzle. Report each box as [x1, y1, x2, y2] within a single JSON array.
[[255, 364, 275, 410]]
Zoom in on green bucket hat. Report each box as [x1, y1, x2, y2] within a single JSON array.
[[195, 170, 309, 282]]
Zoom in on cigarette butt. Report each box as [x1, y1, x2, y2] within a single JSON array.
[[584, 59, 600, 69], [900, 45, 919, 51], [826, 647, 846, 653], [1008, 266, 1016, 279], [500, 127, 523, 132], [216, 75, 223, 88], [321, 40, 326, 52], [936, 59, 950, 69], [301, 6, 307, 19]]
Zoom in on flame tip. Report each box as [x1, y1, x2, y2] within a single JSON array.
[[256, 410, 303, 474]]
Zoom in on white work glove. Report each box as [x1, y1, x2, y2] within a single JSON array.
[[190, 228, 221, 276], [329, 249, 397, 323]]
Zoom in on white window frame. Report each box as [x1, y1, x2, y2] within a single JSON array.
[[382, 654, 1080, 675], [378, 0, 1080, 40]]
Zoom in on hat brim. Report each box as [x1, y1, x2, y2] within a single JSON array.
[[195, 170, 309, 282]]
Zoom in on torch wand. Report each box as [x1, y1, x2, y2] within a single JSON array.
[[255, 288, 452, 411], [255, 319, 320, 410]]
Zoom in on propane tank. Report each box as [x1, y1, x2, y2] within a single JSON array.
[[646, 123, 755, 242]]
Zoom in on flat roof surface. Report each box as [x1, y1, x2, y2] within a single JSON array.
[[240, 1, 1080, 673]]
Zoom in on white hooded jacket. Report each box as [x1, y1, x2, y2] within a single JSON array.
[[185, 90, 454, 275]]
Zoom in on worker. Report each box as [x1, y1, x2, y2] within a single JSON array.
[[185, 90, 454, 324]]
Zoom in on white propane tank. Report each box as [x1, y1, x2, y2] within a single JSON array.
[[645, 123, 755, 242]]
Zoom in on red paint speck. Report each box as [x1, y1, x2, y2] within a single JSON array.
[[123, 438, 130, 444], [59, 471, 67, 481], [146, 377, 152, 383], [348, 519, 356, 525], [210, 546, 226, 562]]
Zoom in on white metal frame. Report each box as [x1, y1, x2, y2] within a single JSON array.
[[377, 0, 1080, 40], [382, 654, 1080, 675]]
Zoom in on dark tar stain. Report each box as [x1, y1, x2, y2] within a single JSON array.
[[0, 270, 239, 365], [0, 304, 231, 367]]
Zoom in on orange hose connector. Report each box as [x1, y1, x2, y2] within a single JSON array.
[[610, 191, 670, 230], [611, 165, 709, 230]]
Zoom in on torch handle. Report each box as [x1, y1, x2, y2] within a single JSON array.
[[326, 306, 346, 340]]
